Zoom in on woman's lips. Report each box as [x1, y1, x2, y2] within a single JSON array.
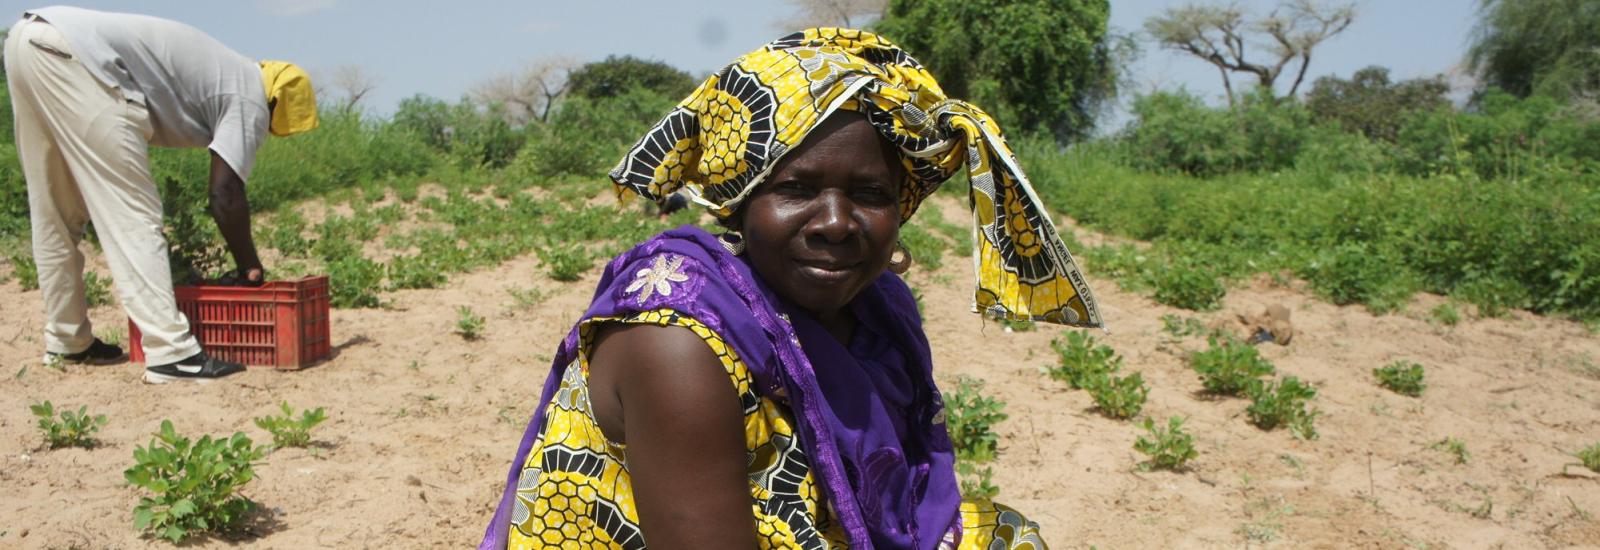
[[794, 259, 860, 283]]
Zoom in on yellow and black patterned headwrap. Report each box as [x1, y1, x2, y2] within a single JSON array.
[[610, 28, 1102, 327]]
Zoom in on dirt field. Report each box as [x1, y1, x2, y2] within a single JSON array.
[[2, 198, 1598, 549]]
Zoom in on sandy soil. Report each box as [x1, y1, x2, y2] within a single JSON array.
[[1, 198, 1598, 549]]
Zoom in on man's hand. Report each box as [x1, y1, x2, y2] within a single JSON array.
[[207, 151, 264, 283]]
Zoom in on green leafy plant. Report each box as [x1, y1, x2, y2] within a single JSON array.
[[1160, 313, 1209, 338], [84, 271, 114, 307], [455, 306, 486, 340], [1429, 302, 1462, 326], [327, 255, 385, 308], [1152, 262, 1226, 311], [1085, 371, 1149, 419], [1432, 437, 1470, 464], [1374, 360, 1427, 397], [506, 286, 548, 311], [252, 402, 327, 449], [1573, 443, 1600, 473], [1134, 416, 1198, 471], [10, 252, 39, 290], [956, 460, 1000, 500], [1191, 337, 1277, 396], [945, 376, 1008, 462], [30, 401, 108, 449], [537, 244, 591, 282], [124, 421, 266, 542], [1047, 331, 1122, 389], [1246, 376, 1321, 440]]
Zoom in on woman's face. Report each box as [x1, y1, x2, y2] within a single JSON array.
[[740, 112, 904, 325]]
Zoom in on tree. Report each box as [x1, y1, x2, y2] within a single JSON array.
[[326, 65, 379, 112], [874, 0, 1119, 142], [566, 56, 696, 101], [1145, 0, 1354, 105], [471, 56, 578, 125], [1305, 66, 1450, 142], [1467, 0, 1600, 101], [775, 0, 888, 30]]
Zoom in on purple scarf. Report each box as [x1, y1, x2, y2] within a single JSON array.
[[480, 227, 961, 549]]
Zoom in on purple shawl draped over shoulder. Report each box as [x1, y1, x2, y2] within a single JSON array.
[[480, 227, 961, 549]]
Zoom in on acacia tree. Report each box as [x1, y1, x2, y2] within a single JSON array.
[[327, 65, 379, 112], [1468, 0, 1600, 101], [472, 56, 579, 125], [874, 0, 1119, 142], [775, 0, 888, 29], [1145, 0, 1355, 105]]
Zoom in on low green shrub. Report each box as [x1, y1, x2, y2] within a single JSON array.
[[1134, 416, 1198, 471], [945, 376, 1008, 462], [1374, 360, 1426, 397], [124, 421, 266, 542], [1245, 376, 1321, 440], [1191, 337, 1276, 396], [1085, 371, 1149, 419], [252, 402, 327, 449], [31, 401, 108, 449], [1047, 331, 1122, 389]]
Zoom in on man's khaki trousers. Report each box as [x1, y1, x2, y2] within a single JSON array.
[[5, 17, 201, 365]]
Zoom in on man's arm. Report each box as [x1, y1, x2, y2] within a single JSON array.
[[207, 151, 263, 283]]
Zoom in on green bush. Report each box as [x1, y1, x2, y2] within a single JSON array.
[[1299, 242, 1417, 314], [1191, 337, 1276, 396], [1574, 442, 1600, 473], [31, 401, 108, 449], [327, 256, 384, 308], [1085, 371, 1149, 419], [1121, 89, 1309, 176], [512, 88, 677, 181], [1374, 360, 1427, 397], [1245, 376, 1321, 440], [1134, 416, 1198, 471], [10, 252, 39, 290], [252, 402, 327, 449], [1152, 260, 1226, 311], [124, 421, 266, 542], [537, 244, 591, 282], [1047, 331, 1121, 389], [945, 376, 1008, 462], [454, 306, 486, 340]]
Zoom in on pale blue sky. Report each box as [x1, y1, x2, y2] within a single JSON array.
[[11, 1, 1481, 129]]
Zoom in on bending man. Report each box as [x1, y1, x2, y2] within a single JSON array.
[[5, 6, 318, 383]]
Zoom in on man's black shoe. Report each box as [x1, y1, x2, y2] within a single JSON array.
[[43, 338, 126, 366], [143, 352, 245, 384]]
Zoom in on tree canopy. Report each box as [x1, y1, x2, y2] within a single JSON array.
[[566, 56, 696, 102], [1145, 0, 1354, 105], [874, 0, 1118, 142], [1305, 66, 1450, 142], [1467, 0, 1600, 101]]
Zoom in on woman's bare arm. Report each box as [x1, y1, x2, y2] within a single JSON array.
[[588, 323, 758, 549]]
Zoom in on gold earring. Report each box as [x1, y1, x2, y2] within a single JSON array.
[[887, 241, 913, 274], [718, 232, 746, 256]]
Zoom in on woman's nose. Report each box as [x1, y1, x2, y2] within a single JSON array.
[[807, 191, 859, 243]]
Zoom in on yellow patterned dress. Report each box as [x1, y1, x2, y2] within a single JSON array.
[[506, 308, 1045, 549]]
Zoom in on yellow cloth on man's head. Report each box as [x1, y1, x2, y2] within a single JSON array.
[[258, 61, 318, 136], [609, 28, 1102, 328]]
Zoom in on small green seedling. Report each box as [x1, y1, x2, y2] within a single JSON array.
[[1374, 360, 1426, 397], [1191, 337, 1276, 396], [1429, 302, 1461, 326], [1135, 416, 1198, 471], [1245, 376, 1321, 440], [31, 401, 108, 449], [1573, 443, 1600, 473], [124, 421, 266, 542], [252, 402, 327, 449], [1159, 313, 1208, 338], [945, 376, 1008, 462], [455, 306, 486, 340], [1086, 371, 1149, 420], [1048, 331, 1122, 389], [957, 460, 1000, 500], [1431, 437, 1470, 464]]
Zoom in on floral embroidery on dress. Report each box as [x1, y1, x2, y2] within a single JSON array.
[[625, 254, 690, 305]]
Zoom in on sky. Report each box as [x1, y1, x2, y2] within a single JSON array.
[[8, 1, 1482, 129]]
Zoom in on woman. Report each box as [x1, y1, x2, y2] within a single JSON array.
[[482, 28, 1102, 549]]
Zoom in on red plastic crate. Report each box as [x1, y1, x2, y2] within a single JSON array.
[[129, 276, 331, 369]]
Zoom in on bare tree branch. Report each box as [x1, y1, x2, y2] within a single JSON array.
[[471, 56, 579, 125], [328, 65, 379, 111], [1145, 0, 1355, 102], [773, 0, 887, 31]]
